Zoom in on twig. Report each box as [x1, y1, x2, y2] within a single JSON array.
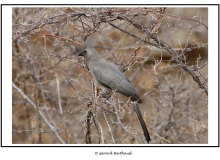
[[12, 82, 66, 144], [179, 123, 190, 142], [151, 92, 167, 128], [109, 98, 145, 143], [113, 15, 208, 95], [29, 33, 82, 46], [169, 126, 181, 144], [56, 76, 62, 115], [154, 133, 171, 143], [103, 110, 116, 144], [85, 108, 92, 144], [91, 112, 102, 144], [163, 12, 208, 29]]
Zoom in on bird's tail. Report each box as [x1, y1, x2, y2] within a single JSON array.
[[133, 105, 151, 143]]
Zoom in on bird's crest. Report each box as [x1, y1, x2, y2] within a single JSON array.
[[82, 36, 97, 50]]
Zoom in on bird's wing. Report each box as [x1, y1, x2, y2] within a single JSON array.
[[93, 62, 139, 101]]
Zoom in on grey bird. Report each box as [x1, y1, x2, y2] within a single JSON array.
[[77, 38, 151, 143]]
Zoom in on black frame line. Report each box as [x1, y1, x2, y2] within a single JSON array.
[[2, 4, 219, 147]]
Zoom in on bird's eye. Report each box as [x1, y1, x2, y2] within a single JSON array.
[[84, 50, 87, 53]]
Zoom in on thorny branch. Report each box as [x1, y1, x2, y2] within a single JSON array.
[[12, 82, 66, 144], [12, 7, 208, 144], [107, 15, 208, 95]]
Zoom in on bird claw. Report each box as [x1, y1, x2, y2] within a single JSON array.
[[101, 92, 113, 99]]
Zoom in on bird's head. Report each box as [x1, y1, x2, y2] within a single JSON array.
[[77, 37, 100, 61]]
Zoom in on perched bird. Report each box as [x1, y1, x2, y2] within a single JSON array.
[[77, 38, 151, 143]]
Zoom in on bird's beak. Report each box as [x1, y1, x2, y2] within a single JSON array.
[[77, 51, 83, 56]]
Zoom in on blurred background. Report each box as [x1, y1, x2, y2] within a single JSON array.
[[12, 7, 208, 144]]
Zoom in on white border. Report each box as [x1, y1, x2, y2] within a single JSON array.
[[2, 3, 218, 149]]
